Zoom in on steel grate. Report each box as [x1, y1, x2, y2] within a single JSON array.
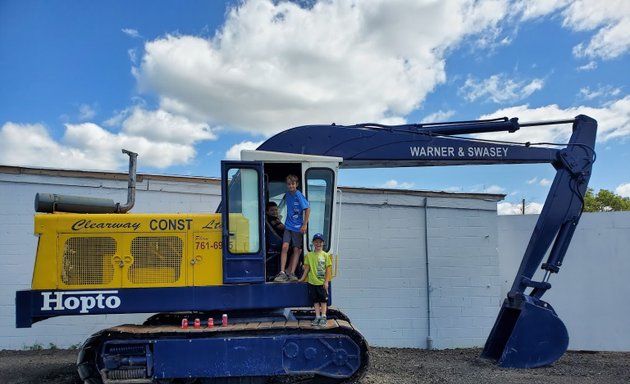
[[62, 237, 116, 285], [129, 236, 183, 284]]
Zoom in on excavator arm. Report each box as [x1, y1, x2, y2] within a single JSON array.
[[258, 114, 598, 367]]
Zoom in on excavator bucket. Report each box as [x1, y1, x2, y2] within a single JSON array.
[[481, 296, 569, 368]]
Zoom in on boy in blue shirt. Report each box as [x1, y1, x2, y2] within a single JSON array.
[[274, 174, 310, 282]]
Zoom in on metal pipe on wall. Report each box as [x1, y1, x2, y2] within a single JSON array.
[[424, 197, 433, 350]]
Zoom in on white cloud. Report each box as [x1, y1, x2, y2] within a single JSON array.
[[562, 0, 630, 60], [423, 110, 456, 123], [483, 184, 506, 194], [498, 202, 522, 215], [381, 179, 415, 189], [511, 1, 630, 62], [527, 176, 551, 187], [526, 202, 544, 214], [514, 0, 571, 21], [459, 74, 544, 104], [0, 122, 121, 170], [104, 108, 131, 128], [133, 0, 509, 135], [225, 140, 264, 160], [615, 183, 630, 198], [464, 183, 506, 194], [497, 201, 544, 215], [122, 107, 216, 144], [578, 85, 621, 100], [577, 61, 597, 71], [476, 95, 630, 143], [78, 104, 97, 120], [128, 48, 138, 65], [0, 107, 216, 170], [122, 28, 141, 39]]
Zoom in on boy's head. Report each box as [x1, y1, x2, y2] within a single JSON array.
[[312, 233, 324, 249], [286, 174, 299, 193], [266, 201, 279, 217]]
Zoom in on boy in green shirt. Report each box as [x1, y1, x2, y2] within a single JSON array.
[[300, 233, 332, 327]]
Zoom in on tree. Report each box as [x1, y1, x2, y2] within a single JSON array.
[[583, 188, 630, 212]]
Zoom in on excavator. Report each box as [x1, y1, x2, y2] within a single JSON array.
[[15, 114, 597, 383]]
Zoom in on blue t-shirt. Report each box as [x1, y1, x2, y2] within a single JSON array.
[[284, 190, 309, 232]]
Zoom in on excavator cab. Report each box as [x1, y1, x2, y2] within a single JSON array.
[[224, 150, 342, 283]]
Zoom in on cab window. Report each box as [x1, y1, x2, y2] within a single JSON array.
[[305, 168, 334, 252], [226, 167, 261, 254]]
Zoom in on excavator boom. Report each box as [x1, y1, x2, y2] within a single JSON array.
[[258, 115, 597, 367]]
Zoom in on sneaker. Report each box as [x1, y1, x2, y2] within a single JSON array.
[[318, 316, 327, 327], [311, 317, 321, 326], [287, 272, 298, 282], [273, 271, 289, 282]]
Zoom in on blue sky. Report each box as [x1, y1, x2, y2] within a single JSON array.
[[1, 0, 629, 214]]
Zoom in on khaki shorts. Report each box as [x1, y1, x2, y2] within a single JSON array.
[[282, 229, 303, 249]]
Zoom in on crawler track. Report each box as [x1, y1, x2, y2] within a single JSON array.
[[77, 309, 369, 384]]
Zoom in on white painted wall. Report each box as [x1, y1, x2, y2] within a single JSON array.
[[498, 213, 630, 351], [332, 191, 501, 349]]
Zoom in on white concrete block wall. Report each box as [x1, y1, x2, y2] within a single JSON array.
[[332, 200, 429, 348], [425, 199, 501, 349], [332, 191, 502, 350], [0, 174, 40, 349], [498, 212, 630, 351]]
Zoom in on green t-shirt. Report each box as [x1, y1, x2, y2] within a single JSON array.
[[304, 250, 331, 286]]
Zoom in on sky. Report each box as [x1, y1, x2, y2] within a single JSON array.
[[1, 0, 629, 215]]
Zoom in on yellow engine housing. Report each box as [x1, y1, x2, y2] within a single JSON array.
[[31, 213, 249, 290]]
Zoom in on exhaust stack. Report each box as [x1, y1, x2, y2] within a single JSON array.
[[35, 149, 138, 214]]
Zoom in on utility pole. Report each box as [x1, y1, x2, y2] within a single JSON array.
[[522, 198, 525, 215]]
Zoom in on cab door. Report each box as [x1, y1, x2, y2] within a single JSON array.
[[220, 161, 265, 283]]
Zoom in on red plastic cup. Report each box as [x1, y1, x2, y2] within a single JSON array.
[[181, 318, 188, 329], [222, 313, 228, 326], [194, 318, 200, 329], [207, 318, 214, 328]]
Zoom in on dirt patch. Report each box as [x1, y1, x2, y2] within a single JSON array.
[[1, 347, 628, 384], [0, 349, 81, 384], [358, 348, 630, 384]]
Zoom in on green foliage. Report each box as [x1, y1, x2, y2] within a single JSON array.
[[583, 188, 630, 212], [23, 342, 61, 350], [25, 342, 43, 351]]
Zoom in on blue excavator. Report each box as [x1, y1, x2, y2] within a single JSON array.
[[15, 115, 597, 382]]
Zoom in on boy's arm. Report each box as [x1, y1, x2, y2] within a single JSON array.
[[299, 264, 309, 282], [300, 207, 310, 234], [272, 217, 285, 231], [324, 265, 331, 290]]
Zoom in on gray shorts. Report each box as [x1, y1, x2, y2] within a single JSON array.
[[283, 229, 303, 249]]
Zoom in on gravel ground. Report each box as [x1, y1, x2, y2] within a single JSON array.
[[1, 347, 629, 384]]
